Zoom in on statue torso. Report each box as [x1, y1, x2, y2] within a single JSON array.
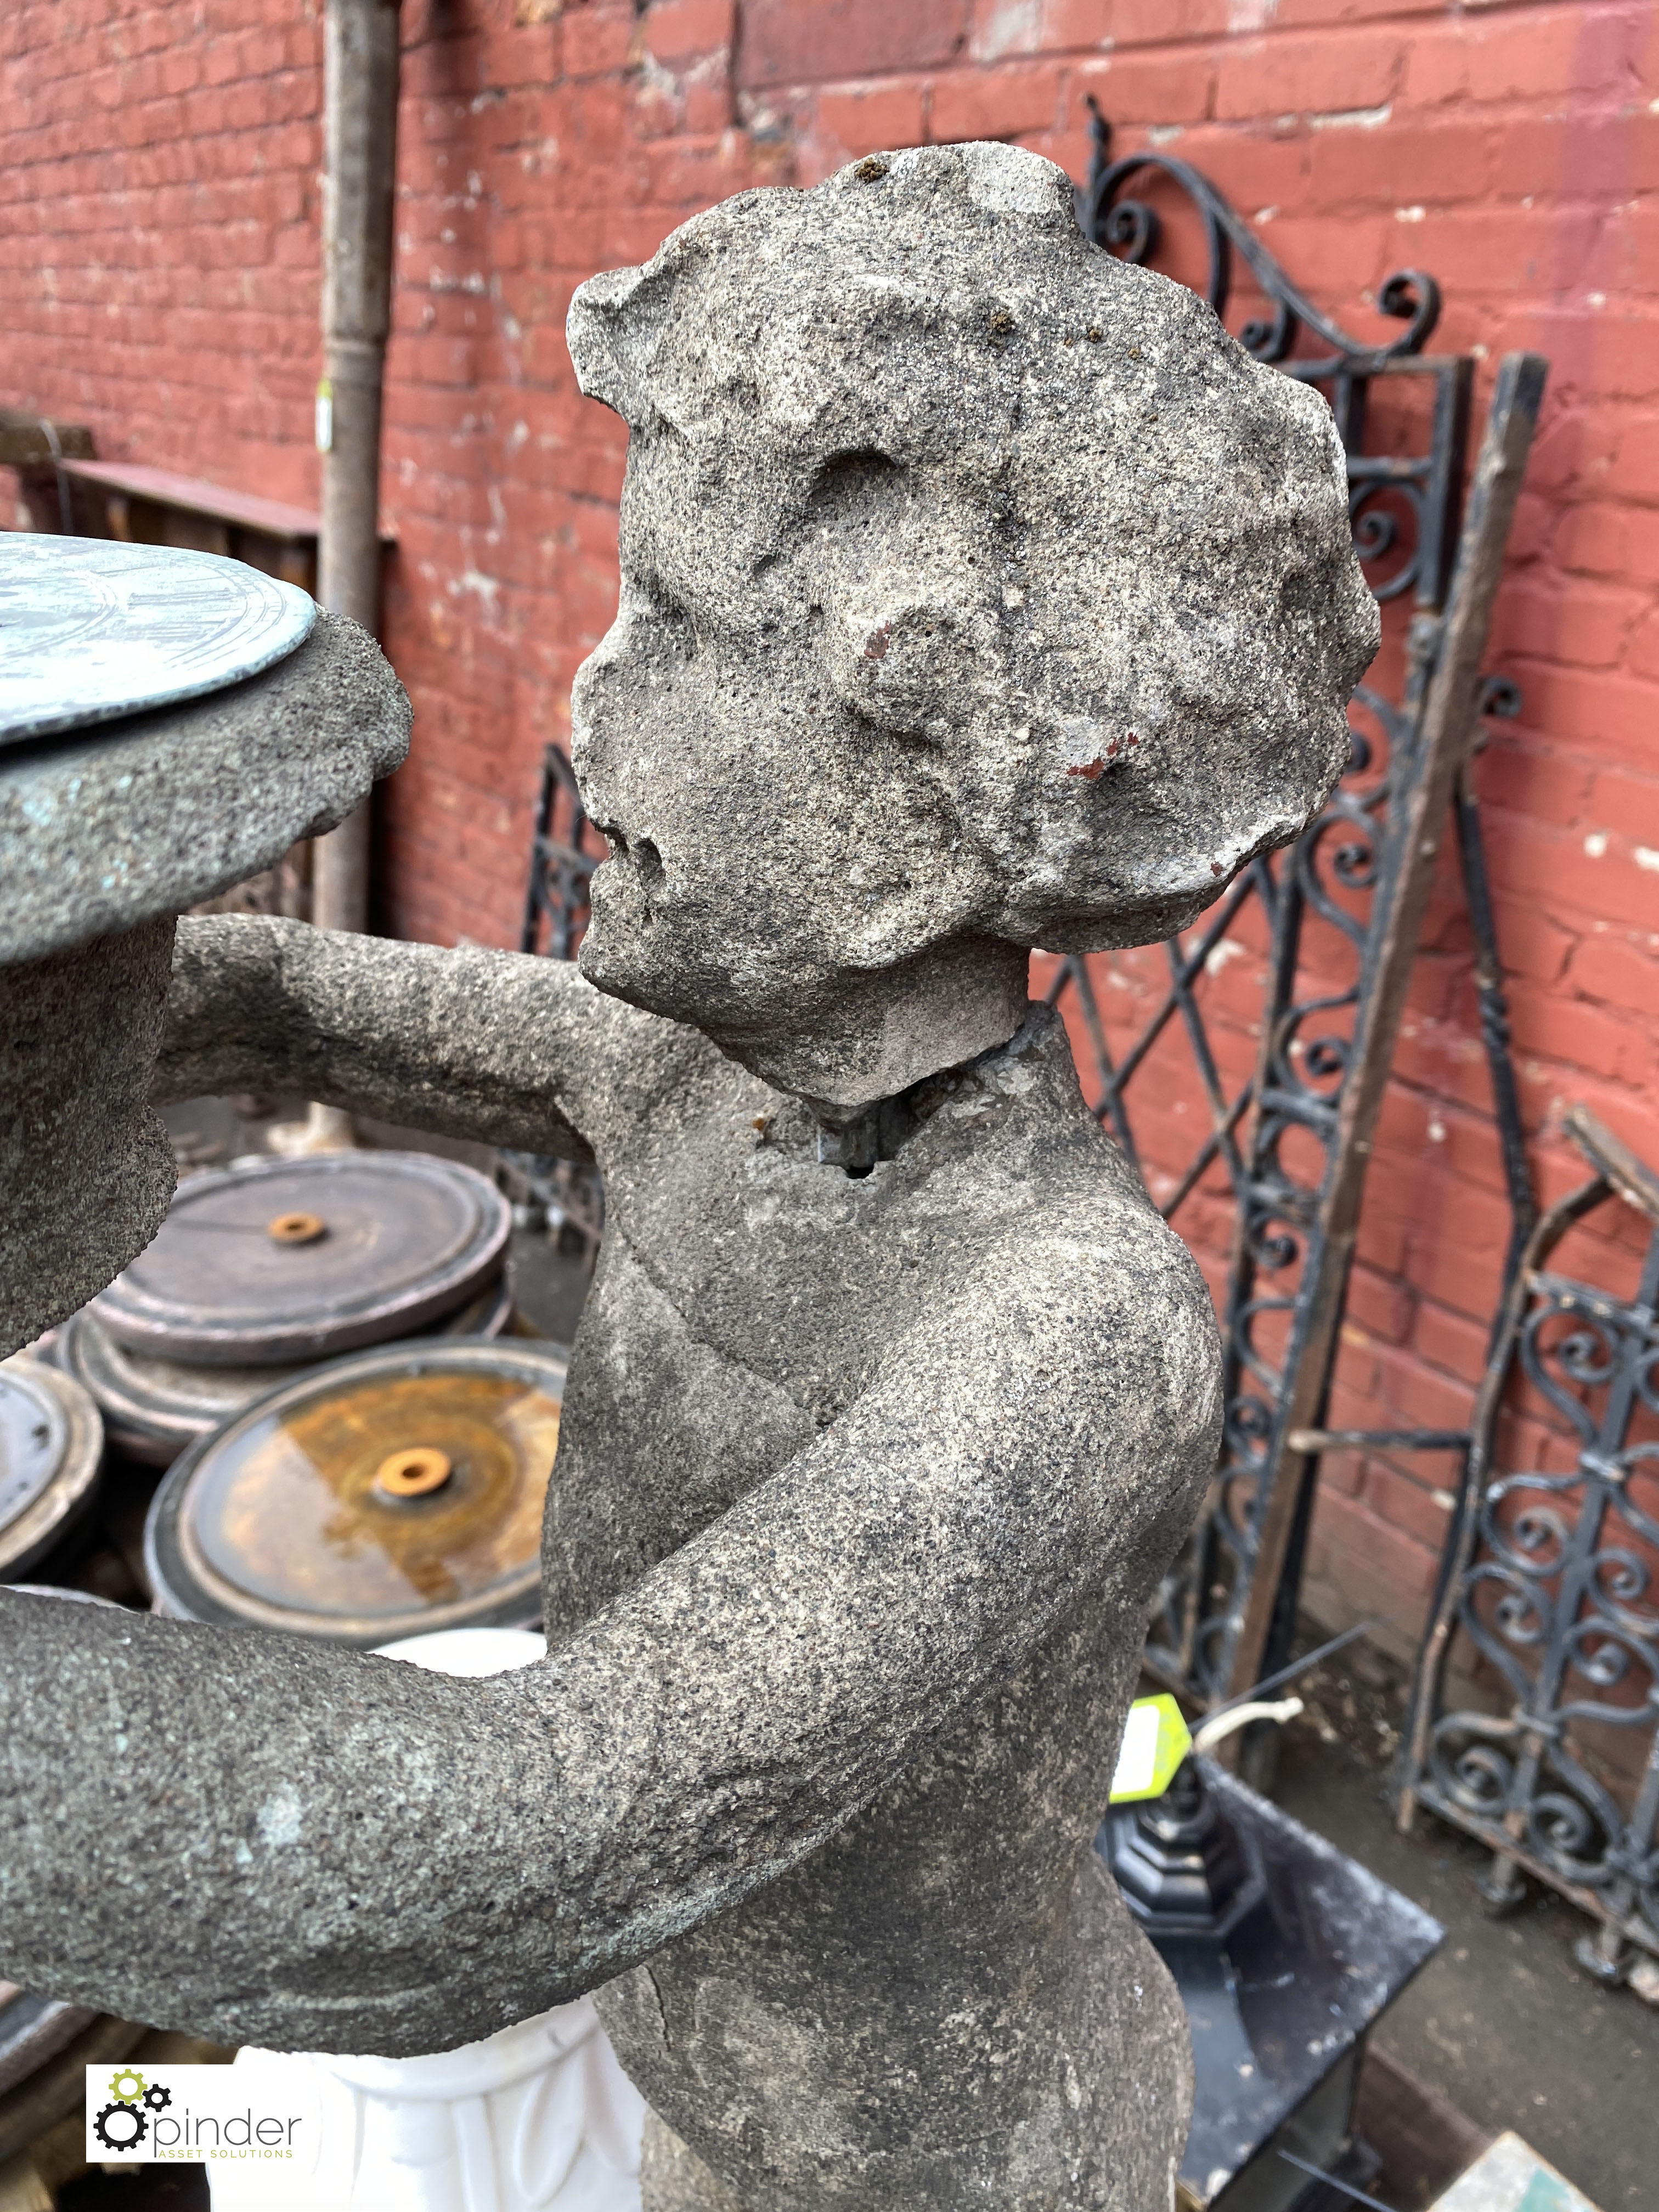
[[541, 996, 1211, 2209], [541, 1002, 1154, 1641]]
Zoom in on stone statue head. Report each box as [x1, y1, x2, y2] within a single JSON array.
[[567, 142, 1378, 1110]]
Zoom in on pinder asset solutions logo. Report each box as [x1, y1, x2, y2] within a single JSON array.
[[86, 2060, 319, 2173]]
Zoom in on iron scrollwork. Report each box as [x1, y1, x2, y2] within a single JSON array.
[[1051, 113, 1532, 1710], [1079, 98, 1442, 372], [1077, 100, 1468, 613], [521, 742, 597, 962], [1402, 1113, 1659, 1980], [510, 743, 606, 1266]]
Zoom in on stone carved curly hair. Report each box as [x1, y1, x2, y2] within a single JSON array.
[[568, 140, 1377, 966]]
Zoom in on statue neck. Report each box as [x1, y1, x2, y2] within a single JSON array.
[[710, 934, 1031, 1124]]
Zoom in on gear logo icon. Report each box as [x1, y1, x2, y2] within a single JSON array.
[[93, 2101, 149, 2153], [108, 2066, 148, 2106], [143, 2081, 172, 2112]]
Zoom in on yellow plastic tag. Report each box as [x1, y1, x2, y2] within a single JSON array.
[[1108, 1694, 1193, 1804]]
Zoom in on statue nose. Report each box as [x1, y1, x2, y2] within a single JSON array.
[[569, 614, 647, 780]]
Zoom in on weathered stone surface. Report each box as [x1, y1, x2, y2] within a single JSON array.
[[1, 610, 409, 968], [0, 145, 1374, 2212], [0, 609, 409, 1355], [0, 919, 176, 1359], [566, 139, 1375, 1108], [642, 2116, 748, 2212]]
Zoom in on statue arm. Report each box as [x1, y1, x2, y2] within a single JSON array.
[[152, 913, 637, 1160], [0, 1227, 1218, 2057]]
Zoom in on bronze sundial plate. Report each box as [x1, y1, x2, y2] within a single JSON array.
[[0, 534, 315, 746], [61, 1276, 515, 1468], [143, 1339, 567, 1644], [0, 1353, 104, 1578], [89, 1152, 511, 1368]]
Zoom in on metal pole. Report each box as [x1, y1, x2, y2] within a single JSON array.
[[288, 0, 400, 1153], [313, 0, 400, 929]]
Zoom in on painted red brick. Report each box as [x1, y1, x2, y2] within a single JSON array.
[[644, 0, 737, 71], [1306, 1485, 1438, 1628], [1214, 30, 1406, 122], [1361, 1462, 1460, 1552], [1066, 52, 1218, 128], [928, 59, 1065, 142], [1565, 928, 1659, 1014], [809, 78, 932, 166], [736, 0, 973, 89]]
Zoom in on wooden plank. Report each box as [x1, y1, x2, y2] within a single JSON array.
[[1223, 353, 1550, 1714], [1563, 1103, 1659, 1226], [60, 458, 321, 541], [1354, 2044, 1494, 2208], [0, 410, 93, 468]]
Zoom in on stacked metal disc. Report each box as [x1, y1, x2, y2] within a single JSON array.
[[0, 1355, 104, 1581], [59, 1150, 514, 1465], [144, 1336, 567, 1643], [42, 1150, 572, 1644]]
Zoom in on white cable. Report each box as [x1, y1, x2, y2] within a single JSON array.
[[1191, 1695, 1304, 1756]]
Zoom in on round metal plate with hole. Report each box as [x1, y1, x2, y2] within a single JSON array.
[[0, 534, 316, 745], [144, 1338, 568, 1644], [0, 1355, 104, 1578], [89, 1152, 512, 1368], [60, 1274, 515, 1468]]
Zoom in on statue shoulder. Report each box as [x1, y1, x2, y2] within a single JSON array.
[[955, 1178, 1224, 1498]]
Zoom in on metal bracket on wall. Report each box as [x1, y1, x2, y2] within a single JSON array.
[[1067, 111, 1548, 1741]]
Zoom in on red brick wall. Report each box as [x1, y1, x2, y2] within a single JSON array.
[[4, 0, 1657, 1658]]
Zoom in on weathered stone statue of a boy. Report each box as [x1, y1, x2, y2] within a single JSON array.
[[0, 145, 1374, 2209]]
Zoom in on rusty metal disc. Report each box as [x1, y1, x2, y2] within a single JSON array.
[[144, 1338, 567, 1644], [61, 1274, 514, 1468], [0, 1355, 104, 1578], [90, 1152, 511, 1368]]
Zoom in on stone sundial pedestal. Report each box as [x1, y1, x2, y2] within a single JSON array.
[[0, 535, 410, 1361]]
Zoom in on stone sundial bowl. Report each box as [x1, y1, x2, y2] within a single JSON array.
[[0, 534, 411, 1361]]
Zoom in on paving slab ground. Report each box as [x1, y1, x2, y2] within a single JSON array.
[[1272, 1648, 1658, 2211]]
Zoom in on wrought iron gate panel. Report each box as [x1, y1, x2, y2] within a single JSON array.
[[1063, 112, 1536, 1711], [515, 743, 605, 1263], [1401, 1110, 1659, 1976]]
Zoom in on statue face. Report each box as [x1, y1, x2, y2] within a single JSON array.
[[569, 464, 1003, 1069], [570, 426, 1367, 1066]]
